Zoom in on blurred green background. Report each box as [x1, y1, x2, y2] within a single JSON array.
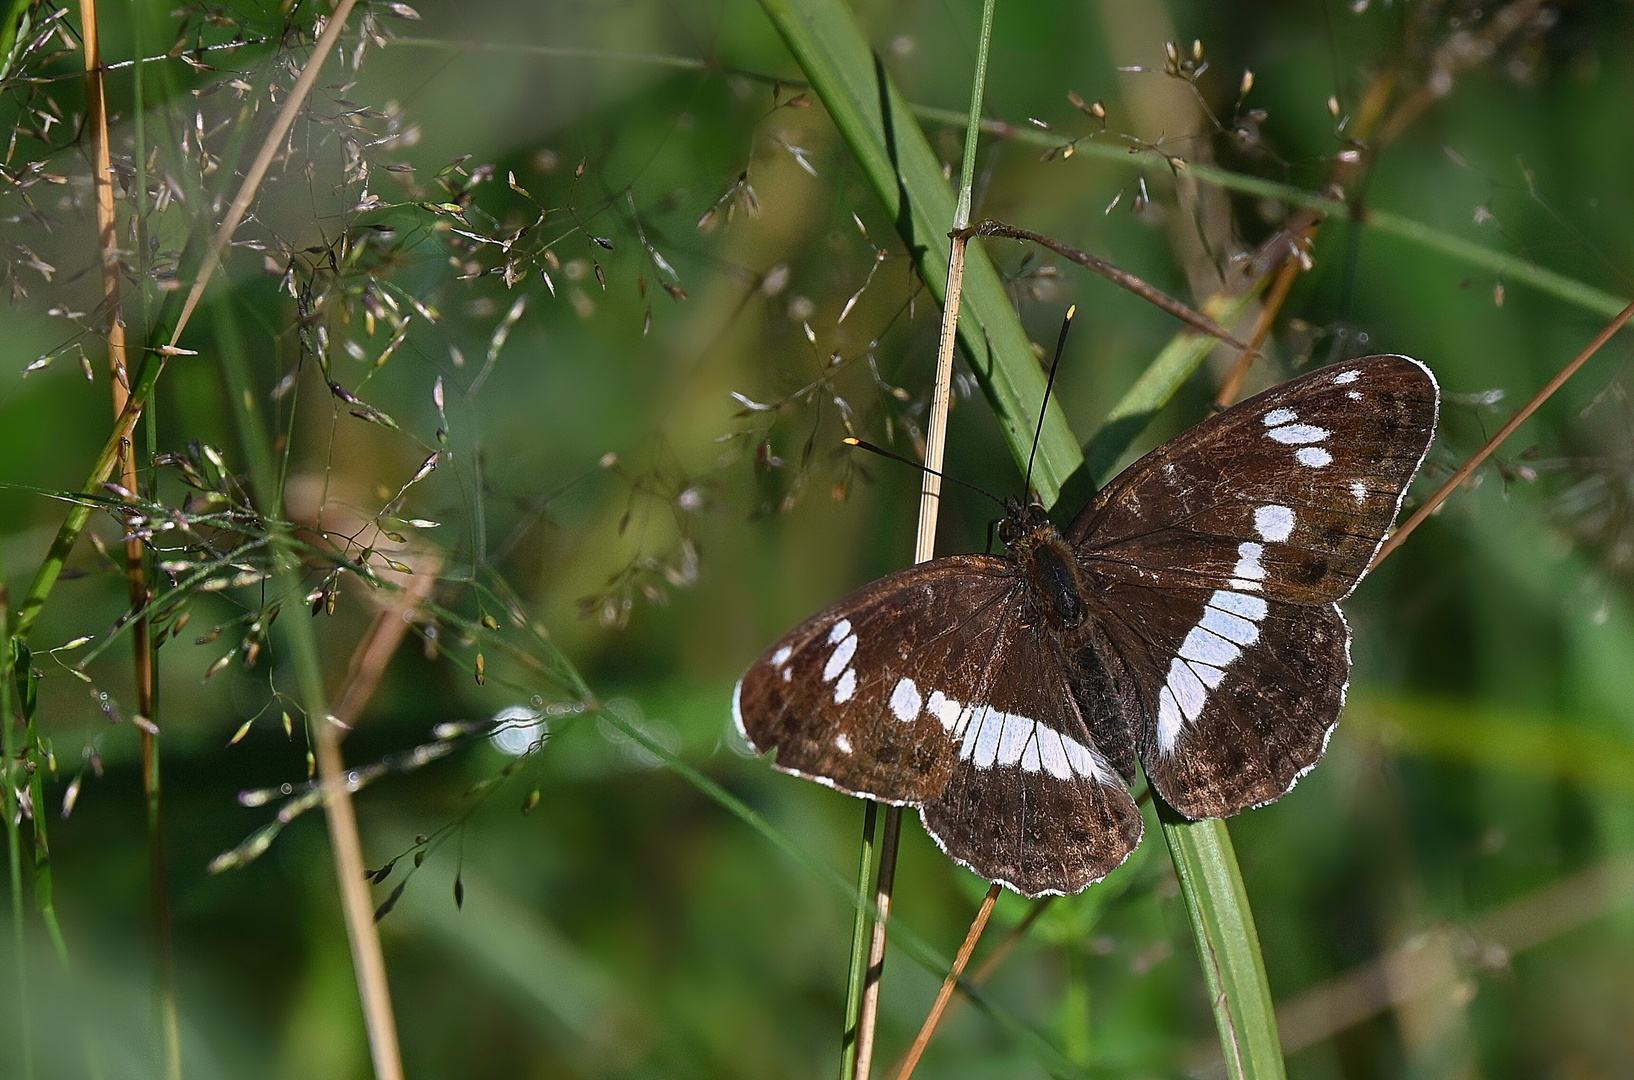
[[2, 0, 1634, 1076]]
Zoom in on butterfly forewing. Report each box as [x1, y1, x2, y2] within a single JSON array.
[[735, 557, 1013, 804], [1072, 355, 1439, 604], [1069, 355, 1437, 817]]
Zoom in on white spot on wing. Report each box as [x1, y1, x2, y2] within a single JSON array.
[[1179, 625, 1240, 667], [1061, 735, 1113, 784], [889, 677, 922, 722], [1350, 480, 1368, 503], [836, 732, 853, 753], [971, 708, 1004, 768], [1157, 687, 1185, 753], [771, 645, 792, 668], [828, 619, 851, 644], [1020, 738, 1041, 773], [1037, 726, 1072, 779], [1333, 369, 1360, 384], [1232, 541, 1267, 587], [1346, 390, 1362, 401], [1166, 658, 1208, 721], [1263, 407, 1298, 426], [998, 713, 1033, 766], [1158, 588, 1272, 751], [927, 690, 961, 730], [823, 634, 857, 682], [1201, 606, 1260, 646], [1187, 659, 1226, 689], [1254, 504, 1296, 542], [1296, 446, 1333, 468], [1210, 590, 1268, 621], [834, 668, 856, 703], [1268, 423, 1329, 445]]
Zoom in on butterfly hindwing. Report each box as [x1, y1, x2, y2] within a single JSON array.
[[918, 619, 1144, 896], [1071, 355, 1439, 604], [1090, 569, 1351, 817]]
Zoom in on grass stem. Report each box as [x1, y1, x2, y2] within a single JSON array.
[[76, 1, 181, 1071], [1371, 297, 1634, 570], [893, 882, 1001, 1080], [849, 2, 998, 1075], [838, 801, 879, 1079], [211, 297, 406, 1080], [0, 562, 32, 1078]]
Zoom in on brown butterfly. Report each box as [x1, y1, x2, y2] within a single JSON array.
[[735, 355, 1438, 896]]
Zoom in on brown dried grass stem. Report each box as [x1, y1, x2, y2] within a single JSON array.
[[1371, 298, 1634, 571], [851, 57, 988, 1069], [311, 553, 439, 1080], [168, 0, 358, 348], [959, 220, 1252, 354], [78, 0, 180, 1072], [1214, 256, 1299, 409], [883, 896, 1053, 1078], [852, 104, 978, 1080], [893, 883, 1002, 1080], [1217, 0, 1541, 404]]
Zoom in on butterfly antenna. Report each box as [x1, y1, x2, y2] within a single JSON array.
[[1024, 304, 1076, 500], [842, 438, 1006, 509]]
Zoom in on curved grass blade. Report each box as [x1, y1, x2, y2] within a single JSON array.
[[756, 0, 1081, 504]]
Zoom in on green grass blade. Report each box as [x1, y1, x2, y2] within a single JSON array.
[[1158, 811, 1283, 1080], [755, 0, 1081, 504], [0, 556, 34, 1079], [838, 802, 877, 1079], [909, 103, 1626, 321]]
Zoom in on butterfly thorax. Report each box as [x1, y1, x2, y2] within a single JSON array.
[[1000, 498, 1092, 631]]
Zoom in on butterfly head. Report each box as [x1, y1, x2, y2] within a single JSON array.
[[996, 497, 1056, 551]]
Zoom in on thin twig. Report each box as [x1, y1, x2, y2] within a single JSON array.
[[77, 1, 180, 1072], [1214, 255, 1299, 409], [168, 0, 358, 349], [851, 4, 999, 1075], [959, 220, 1253, 354], [330, 553, 444, 729], [1371, 297, 1634, 570], [882, 897, 1054, 1078], [894, 883, 1002, 1080]]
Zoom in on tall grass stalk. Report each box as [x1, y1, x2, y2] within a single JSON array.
[[211, 298, 406, 1080], [76, 1, 180, 1071], [838, 802, 878, 1079], [1, 559, 32, 1078], [835, 0, 998, 1074], [756, 0, 1080, 503]]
